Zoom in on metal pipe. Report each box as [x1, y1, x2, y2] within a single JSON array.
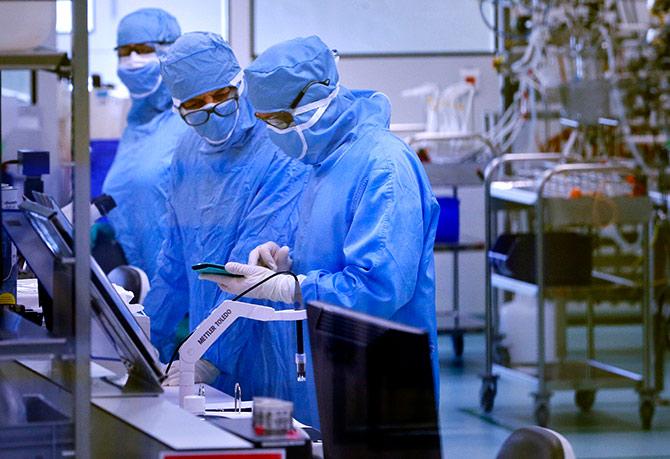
[[72, 0, 91, 456], [536, 165, 547, 397], [452, 186, 460, 331]]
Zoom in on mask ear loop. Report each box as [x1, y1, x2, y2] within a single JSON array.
[[331, 49, 340, 65], [229, 69, 245, 96], [266, 85, 340, 160], [293, 87, 339, 159], [171, 97, 182, 114], [265, 85, 340, 134]]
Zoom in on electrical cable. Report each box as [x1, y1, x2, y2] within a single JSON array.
[[163, 270, 306, 381]]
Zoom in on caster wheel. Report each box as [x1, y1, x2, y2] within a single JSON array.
[[480, 379, 497, 413], [451, 333, 464, 358], [640, 400, 655, 430], [534, 402, 550, 427], [494, 345, 511, 367], [575, 390, 596, 413]]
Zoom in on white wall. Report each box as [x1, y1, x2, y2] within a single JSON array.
[[57, 0, 227, 90], [230, 0, 498, 318], [251, 0, 494, 55]]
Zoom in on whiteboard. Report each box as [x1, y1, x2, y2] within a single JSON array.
[[253, 0, 495, 55]]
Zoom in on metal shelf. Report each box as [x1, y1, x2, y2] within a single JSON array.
[[434, 234, 485, 252], [0, 47, 70, 76], [436, 310, 485, 334], [491, 181, 653, 226], [491, 271, 642, 301], [494, 360, 642, 391]]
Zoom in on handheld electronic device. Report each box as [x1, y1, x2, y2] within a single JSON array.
[[191, 262, 243, 277]]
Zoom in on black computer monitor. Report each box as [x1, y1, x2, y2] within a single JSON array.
[[307, 301, 441, 458]]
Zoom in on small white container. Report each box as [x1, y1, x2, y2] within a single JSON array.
[[499, 294, 557, 364]]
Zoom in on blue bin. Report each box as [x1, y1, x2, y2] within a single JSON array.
[[90, 139, 119, 199], [435, 196, 459, 243]]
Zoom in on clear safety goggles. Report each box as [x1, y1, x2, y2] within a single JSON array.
[[178, 86, 239, 127], [255, 79, 331, 130]]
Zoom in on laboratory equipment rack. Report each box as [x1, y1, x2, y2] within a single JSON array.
[[433, 214, 486, 360], [406, 132, 500, 361], [480, 153, 657, 429], [0, 1, 92, 456]]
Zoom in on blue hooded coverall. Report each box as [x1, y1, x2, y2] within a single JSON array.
[[102, 8, 187, 281], [245, 36, 440, 427], [142, 32, 311, 417]]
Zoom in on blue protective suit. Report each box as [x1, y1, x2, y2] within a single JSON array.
[[245, 36, 441, 426], [102, 8, 185, 281], [142, 32, 311, 420]]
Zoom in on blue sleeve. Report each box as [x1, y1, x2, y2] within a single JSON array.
[[143, 196, 189, 362], [300, 163, 424, 319]]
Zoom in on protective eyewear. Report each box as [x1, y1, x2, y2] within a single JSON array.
[[116, 41, 173, 57], [179, 88, 239, 126], [255, 79, 330, 129]]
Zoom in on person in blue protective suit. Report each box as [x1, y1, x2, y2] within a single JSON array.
[[102, 8, 188, 281], [140, 32, 312, 422], [213, 36, 441, 425]]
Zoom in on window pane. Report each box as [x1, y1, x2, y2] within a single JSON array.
[[56, 0, 95, 34], [253, 0, 495, 55], [1, 71, 31, 103]]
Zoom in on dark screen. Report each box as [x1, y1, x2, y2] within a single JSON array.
[[308, 301, 441, 458]]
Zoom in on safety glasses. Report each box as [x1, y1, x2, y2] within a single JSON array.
[[255, 79, 330, 129], [178, 87, 239, 126], [115, 41, 173, 57]]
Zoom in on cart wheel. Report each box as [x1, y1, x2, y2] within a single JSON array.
[[480, 378, 497, 413], [640, 400, 655, 430], [534, 402, 550, 427], [452, 333, 464, 358], [494, 344, 511, 367], [575, 390, 596, 413]]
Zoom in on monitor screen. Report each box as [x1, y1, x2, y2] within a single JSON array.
[[307, 301, 441, 458], [2, 199, 163, 392]]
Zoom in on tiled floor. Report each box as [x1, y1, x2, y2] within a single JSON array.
[[438, 333, 670, 458]]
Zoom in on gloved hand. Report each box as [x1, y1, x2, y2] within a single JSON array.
[[248, 241, 293, 271], [163, 359, 219, 386], [200, 262, 304, 304]]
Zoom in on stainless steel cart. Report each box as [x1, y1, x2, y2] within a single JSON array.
[[480, 153, 657, 428]]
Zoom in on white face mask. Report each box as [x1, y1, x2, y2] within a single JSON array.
[[118, 51, 160, 70], [265, 85, 340, 160], [117, 52, 163, 99]]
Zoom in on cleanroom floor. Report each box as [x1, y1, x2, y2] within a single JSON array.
[[438, 332, 670, 458]]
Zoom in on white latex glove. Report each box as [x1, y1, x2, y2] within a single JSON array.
[[112, 283, 134, 306], [200, 262, 304, 304], [248, 241, 293, 272], [163, 359, 219, 386]]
